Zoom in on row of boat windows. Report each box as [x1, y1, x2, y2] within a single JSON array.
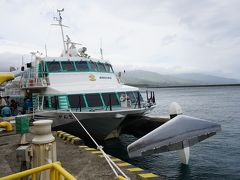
[[43, 61, 114, 73], [43, 91, 143, 109]]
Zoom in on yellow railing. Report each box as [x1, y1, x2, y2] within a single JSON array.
[[1, 161, 76, 180]]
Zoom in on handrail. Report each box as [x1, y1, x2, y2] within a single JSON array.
[[1, 161, 76, 180], [19, 77, 48, 88]]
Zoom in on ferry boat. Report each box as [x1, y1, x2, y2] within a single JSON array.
[[7, 9, 156, 141], [0, 10, 221, 166]]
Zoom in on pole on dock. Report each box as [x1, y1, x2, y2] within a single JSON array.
[[32, 120, 56, 180]]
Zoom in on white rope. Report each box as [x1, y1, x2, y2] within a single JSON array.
[[69, 109, 130, 180]]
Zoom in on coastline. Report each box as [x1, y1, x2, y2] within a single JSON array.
[[125, 83, 240, 88]]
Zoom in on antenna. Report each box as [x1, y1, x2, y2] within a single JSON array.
[[22, 56, 24, 66], [51, 8, 68, 54], [45, 44, 48, 57], [100, 38, 103, 60]]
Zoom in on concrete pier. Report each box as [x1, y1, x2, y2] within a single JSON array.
[[0, 130, 163, 179]]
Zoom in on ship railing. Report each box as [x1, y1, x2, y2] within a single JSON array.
[[131, 90, 156, 109], [145, 90, 156, 104], [20, 76, 49, 89], [1, 89, 21, 97]]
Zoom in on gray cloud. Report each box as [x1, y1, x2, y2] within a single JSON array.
[[0, 52, 24, 71], [0, 0, 240, 79]]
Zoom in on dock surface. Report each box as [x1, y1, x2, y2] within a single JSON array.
[[0, 131, 163, 179]]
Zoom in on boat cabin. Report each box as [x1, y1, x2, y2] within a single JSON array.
[[33, 90, 144, 112]]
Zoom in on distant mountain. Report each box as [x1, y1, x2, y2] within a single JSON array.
[[173, 73, 240, 85], [120, 70, 240, 87]]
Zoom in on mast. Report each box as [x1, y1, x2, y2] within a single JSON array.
[[52, 9, 68, 54], [45, 44, 48, 57], [58, 9, 66, 53]]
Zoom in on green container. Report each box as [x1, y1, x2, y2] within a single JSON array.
[[15, 115, 29, 134]]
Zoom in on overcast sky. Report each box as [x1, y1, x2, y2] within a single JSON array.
[[0, 0, 240, 79]]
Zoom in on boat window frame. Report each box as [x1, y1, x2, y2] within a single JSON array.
[[97, 62, 107, 72], [61, 61, 76, 72], [104, 63, 114, 73], [84, 93, 104, 109], [43, 95, 51, 109], [68, 94, 87, 110], [45, 60, 114, 73], [101, 92, 120, 107], [133, 91, 144, 102], [50, 96, 59, 110], [46, 61, 62, 73], [88, 61, 99, 72], [75, 60, 91, 72], [126, 91, 137, 103]]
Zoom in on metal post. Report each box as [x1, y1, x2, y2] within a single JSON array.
[[79, 96, 81, 112], [152, 91, 155, 104], [138, 92, 141, 108], [109, 94, 112, 111]]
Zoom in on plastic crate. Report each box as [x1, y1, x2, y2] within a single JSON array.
[[15, 115, 29, 134]]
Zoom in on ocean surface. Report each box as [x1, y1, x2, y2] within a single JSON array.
[[103, 86, 240, 180]]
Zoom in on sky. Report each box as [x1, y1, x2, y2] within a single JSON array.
[[0, 0, 240, 79]]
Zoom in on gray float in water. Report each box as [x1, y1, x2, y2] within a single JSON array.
[[127, 114, 221, 164]]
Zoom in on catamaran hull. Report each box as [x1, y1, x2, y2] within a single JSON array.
[[34, 106, 155, 141]]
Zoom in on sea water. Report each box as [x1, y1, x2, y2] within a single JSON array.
[[104, 86, 240, 179]]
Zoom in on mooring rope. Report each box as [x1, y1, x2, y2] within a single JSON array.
[[69, 109, 130, 180]]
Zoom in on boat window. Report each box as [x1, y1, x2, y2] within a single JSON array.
[[89, 61, 99, 71], [85, 93, 103, 107], [102, 93, 119, 106], [133, 91, 143, 102], [75, 61, 89, 71], [51, 96, 59, 109], [126, 91, 136, 103], [61, 61, 75, 71], [105, 64, 114, 73], [46, 62, 61, 72], [39, 96, 43, 109], [43, 96, 50, 108], [68, 94, 86, 108], [97, 63, 107, 72], [117, 92, 126, 100]]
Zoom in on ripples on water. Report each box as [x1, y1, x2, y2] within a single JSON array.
[[104, 86, 240, 179]]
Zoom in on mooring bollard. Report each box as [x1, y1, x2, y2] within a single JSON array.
[[32, 120, 56, 180]]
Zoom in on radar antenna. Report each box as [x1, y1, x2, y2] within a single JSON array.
[[51, 8, 69, 54]]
